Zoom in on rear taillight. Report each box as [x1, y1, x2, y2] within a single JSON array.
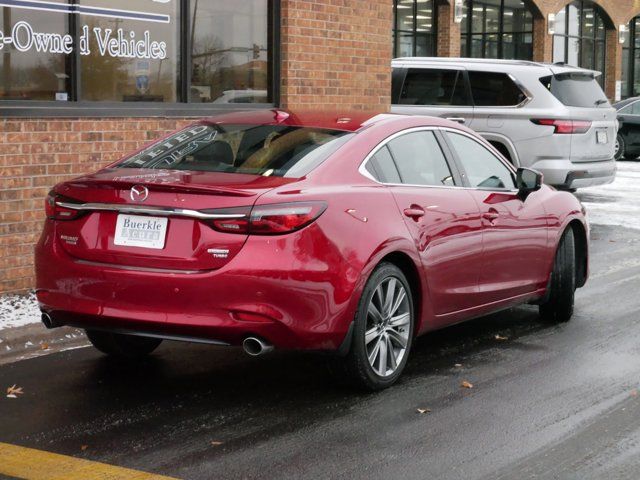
[[208, 202, 327, 235], [531, 119, 592, 134], [45, 191, 83, 221]]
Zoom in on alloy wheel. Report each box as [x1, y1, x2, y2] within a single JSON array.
[[365, 277, 411, 377]]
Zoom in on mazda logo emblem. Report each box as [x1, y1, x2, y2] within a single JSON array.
[[130, 185, 149, 202]]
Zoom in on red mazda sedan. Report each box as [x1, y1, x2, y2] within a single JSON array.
[[35, 110, 588, 390]]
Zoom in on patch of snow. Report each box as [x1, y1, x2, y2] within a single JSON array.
[[577, 161, 640, 230], [0, 292, 41, 330]]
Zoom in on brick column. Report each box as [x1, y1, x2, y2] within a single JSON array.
[[605, 27, 622, 100], [532, 15, 552, 62], [437, 1, 460, 57], [279, 0, 393, 111]]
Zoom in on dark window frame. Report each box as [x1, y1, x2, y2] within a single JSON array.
[[0, 0, 281, 117], [622, 16, 640, 99], [461, 0, 534, 60], [393, 0, 438, 57], [552, 1, 607, 86]]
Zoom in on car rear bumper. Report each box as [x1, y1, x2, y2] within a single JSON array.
[[529, 158, 617, 189], [35, 221, 360, 351]]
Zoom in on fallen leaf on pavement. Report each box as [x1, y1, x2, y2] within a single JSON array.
[[416, 408, 431, 414], [461, 380, 474, 389], [81, 445, 88, 451], [494, 334, 508, 341], [210, 441, 224, 447], [40, 343, 49, 350], [6, 384, 24, 398]]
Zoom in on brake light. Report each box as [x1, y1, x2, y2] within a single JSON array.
[[208, 202, 327, 235], [531, 119, 592, 134], [45, 191, 83, 220]]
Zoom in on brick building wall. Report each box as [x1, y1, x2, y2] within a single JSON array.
[[280, 0, 392, 110], [0, 118, 195, 293]]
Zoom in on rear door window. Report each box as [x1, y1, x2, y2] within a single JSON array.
[[468, 71, 527, 106], [445, 132, 516, 189], [540, 73, 609, 108], [398, 69, 469, 106], [386, 131, 455, 187]]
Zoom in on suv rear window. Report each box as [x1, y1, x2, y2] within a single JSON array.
[[540, 73, 609, 108], [117, 124, 353, 178], [468, 71, 527, 106]]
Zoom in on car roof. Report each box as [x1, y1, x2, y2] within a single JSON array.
[[392, 57, 600, 76], [614, 97, 639, 109], [201, 109, 459, 133]]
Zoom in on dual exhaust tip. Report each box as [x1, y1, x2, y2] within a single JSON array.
[[242, 336, 273, 356]]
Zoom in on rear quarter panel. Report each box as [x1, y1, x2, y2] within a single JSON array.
[[256, 180, 429, 342]]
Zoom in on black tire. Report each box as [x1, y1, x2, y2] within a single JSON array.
[[615, 134, 625, 161], [539, 228, 576, 323], [86, 330, 162, 359], [337, 262, 415, 391]]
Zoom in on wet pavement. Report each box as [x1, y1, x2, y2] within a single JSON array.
[[1, 163, 639, 479]]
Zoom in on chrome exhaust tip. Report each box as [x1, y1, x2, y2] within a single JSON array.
[[41, 312, 55, 329], [242, 336, 274, 356]]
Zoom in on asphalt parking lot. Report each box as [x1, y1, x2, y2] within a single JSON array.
[[1, 162, 639, 480]]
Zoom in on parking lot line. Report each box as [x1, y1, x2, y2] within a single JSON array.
[[0, 442, 178, 480]]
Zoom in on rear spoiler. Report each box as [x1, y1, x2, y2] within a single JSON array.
[[548, 63, 601, 78]]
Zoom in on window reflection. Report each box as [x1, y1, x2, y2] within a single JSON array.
[[393, 0, 436, 57], [460, 0, 533, 60], [190, 0, 269, 104], [79, 0, 178, 102], [0, 2, 71, 100], [622, 17, 640, 98], [552, 1, 607, 86]]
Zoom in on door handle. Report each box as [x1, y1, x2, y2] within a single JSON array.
[[403, 207, 425, 220], [482, 209, 499, 222], [446, 117, 466, 125]]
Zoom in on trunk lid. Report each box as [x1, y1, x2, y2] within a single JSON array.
[[54, 168, 296, 271]]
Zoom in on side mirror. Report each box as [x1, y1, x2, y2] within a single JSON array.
[[516, 167, 542, 199]]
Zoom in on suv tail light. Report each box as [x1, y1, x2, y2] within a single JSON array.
[[45, 191, 83, 221], [208, 202, 327, 235], [531, 119, 592, 134]]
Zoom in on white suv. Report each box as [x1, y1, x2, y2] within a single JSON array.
[[391, 57, 617, 189]]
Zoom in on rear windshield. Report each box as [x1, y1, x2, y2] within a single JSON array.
[[540, 73, 609, 108], [117, 124, 354, 178]]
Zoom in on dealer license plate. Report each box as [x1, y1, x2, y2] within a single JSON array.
[[596, 130, 608, 144], [114, 214, 168, 249]]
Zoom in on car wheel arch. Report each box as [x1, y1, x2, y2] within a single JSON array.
[[378, 251, 424, 335], [549, 218, 588, 290], [569, 219, 588, 289]]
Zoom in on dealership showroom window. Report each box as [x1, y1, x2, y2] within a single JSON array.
[[0, 0, 273, 105]]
